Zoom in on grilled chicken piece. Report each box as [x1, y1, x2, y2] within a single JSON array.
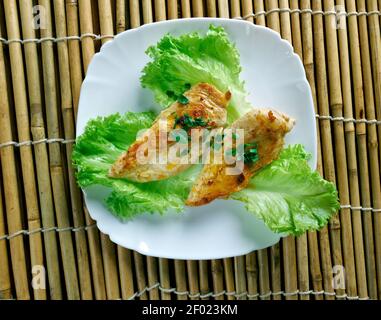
[[186, 108, 295, 206], [109, 83, 231, 182]]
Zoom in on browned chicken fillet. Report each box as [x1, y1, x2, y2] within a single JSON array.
[[109, 83, 231, 182], [186, 108, 295, 206]]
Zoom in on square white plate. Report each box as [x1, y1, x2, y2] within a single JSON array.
[[77, 18, 317, 260]]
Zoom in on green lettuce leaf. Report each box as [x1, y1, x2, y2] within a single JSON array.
[[72, 112, 200, 219], [140, 25, 251, 123], [230, 145, 340, 236], [73, 112, 339, 234], [73, 112, 156, 188], [106, 166, 200, 218]]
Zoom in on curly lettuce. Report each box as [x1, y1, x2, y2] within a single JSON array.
[[230, 145, 340, 235], [140, 25, 251, 123], [73, 112, 200, 219]]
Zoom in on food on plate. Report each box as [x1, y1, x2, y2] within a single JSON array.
[[73, 112, 339, 235], [73, 112, 200, 218], [109, 83, 231, 182], [186, 109, 295, 206], [73, 24, 340, 236]]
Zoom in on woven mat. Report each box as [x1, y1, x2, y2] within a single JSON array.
[[0, 0, 380, 300]]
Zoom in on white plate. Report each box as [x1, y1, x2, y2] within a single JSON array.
[[77, 18, 317, 260]]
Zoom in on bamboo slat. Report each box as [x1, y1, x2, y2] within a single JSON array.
[[0, 0, 380, 301], [174, 260, 188, 300], [211, 260, 224, 300], [0, 170, 11, 300], [79, 0, 96, 72], [300, 0, 325, 299], [91, 0, 101, 40], [356, 0, 381, 300], [116, 0, 126, 33], [167, 0, 178, 19], [66, 0, 83, 119], [223, 258, 235, 300], [265, 0, 280, 31], [199, 261, 209, 300], [241, 0, 253, 22], [0, 73, 29, 299], [142, 0, 153, 23], [147, 257, 159, 299], [334, 0, 370, 300], [38, 0, 81, 300], [181, 0, 191, 18], [3, 0, 42, 300], [218, 0, 230, 18], [234, 256, 247, 300], [129, 0, 140, 28], [230, 0, 241, 18], [53, 0, 94, 300], [257, 247, 271, 300], [254, 0, 266, 26], [118, 247, 135, 299], [269, 245, 281, 300], [367, 0, 381, 299], [155, 0, 166, 21], [133, 252, 148, 300], [192, 0, 204, 17], [78, 0, 107, 300], [311, 0, 337, 299], [83, 208, 107, 300], [187, 261, 200, 300], [369, 0, 381, 163], [323, 0, 356, 299], [98, 218, 120, 298], [159, 258, 171, 300], [19, 0, 63, 300], [347, 1, 381, 299], [288, 0, 310, 300], [245, 253, 258, 300], [206, 0, 217, 17]]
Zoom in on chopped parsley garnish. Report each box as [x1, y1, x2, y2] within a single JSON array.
[[167, 84, 192, 104], [243, 143, 259, 164], [177, 94, 189, 105], [166, 90, 175, 98], [174, 114, 208, 131], [224, 142, 259, 164]]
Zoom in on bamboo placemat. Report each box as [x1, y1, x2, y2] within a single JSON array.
[[0, 0, 380, 301]]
